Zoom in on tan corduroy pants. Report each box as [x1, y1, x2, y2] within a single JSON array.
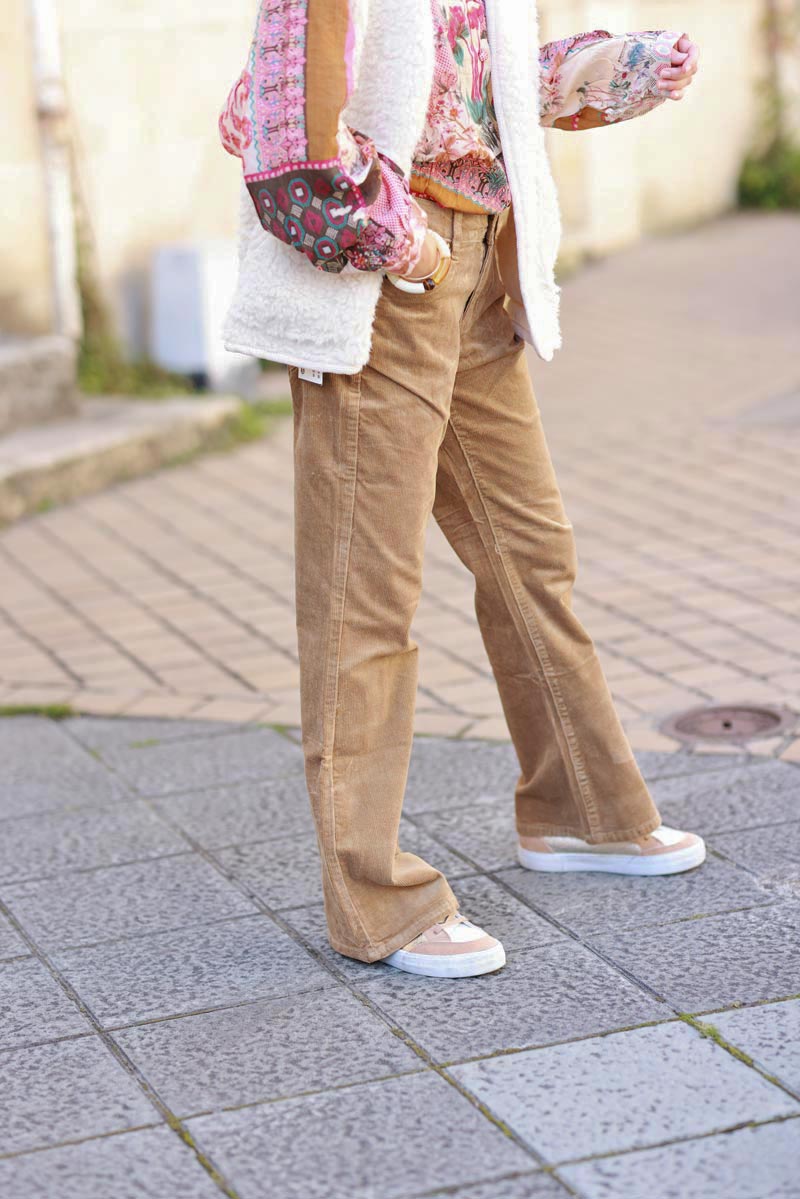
[[287, 195, 661, 963]]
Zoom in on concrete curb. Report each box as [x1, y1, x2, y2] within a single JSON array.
[[0, 336, 80, 436], [0, 394, 245, 525]]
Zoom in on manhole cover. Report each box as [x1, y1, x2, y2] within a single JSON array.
[[661, 704, 794, 744]]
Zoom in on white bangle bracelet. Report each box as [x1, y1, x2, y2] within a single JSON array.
[[386, 230, 452, 294]]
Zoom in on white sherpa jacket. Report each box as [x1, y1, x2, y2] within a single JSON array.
[[220, 0, 682, 373]]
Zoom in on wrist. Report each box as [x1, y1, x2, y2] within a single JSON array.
[[403, 235, 441, 281], [386, 230, 452, 294]]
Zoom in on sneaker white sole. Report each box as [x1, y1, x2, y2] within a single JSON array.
[[517, 838, 706, 877], [382, 942, 507, 978]]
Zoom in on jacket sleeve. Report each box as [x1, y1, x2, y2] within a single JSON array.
[[538, 30, 686, 131], [219, 0, 426, 275]]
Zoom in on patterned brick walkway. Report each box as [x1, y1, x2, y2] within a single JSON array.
[[1, 212, 799, 761]]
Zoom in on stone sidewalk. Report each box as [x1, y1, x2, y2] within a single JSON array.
[[1, 212, 799, 764], [1, 714, 799, 1198]]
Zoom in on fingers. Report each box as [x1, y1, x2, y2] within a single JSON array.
[[658, 38, 699, 99], [658, 70, 693, 91], [663, 45, 698, 76], [679, 43, 699, 74]]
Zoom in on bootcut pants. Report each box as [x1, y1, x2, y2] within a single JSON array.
[[287, 194, 661, 963]]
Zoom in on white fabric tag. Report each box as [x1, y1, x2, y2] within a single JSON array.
[[298, 367, 324, 386]]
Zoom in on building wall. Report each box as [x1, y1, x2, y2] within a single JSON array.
[[1, 0, 54, 335], [58, 0, 255, 351], [1, 0, 781, 347]]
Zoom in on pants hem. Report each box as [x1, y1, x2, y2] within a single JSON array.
[[328, 893, 460, 964], [516, 811, 662, 844]]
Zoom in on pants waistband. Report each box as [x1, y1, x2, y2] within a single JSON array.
[[414, 193, 504, 247]]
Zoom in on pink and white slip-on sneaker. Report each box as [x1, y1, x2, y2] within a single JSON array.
[[518, 825, 706, 877], [381, 913, 506, 978]]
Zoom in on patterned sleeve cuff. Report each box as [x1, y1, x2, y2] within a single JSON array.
[[343, 134, 429, 275], [221, 113, 427, 276], [539, 30, 684, 130]]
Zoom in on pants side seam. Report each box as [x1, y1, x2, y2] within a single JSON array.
[[317, 374, 372, 948], [444, 415, 603, 837]]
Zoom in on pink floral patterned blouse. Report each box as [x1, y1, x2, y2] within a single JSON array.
[[220, 1, 683, 277], [412, 6, 681, 220]]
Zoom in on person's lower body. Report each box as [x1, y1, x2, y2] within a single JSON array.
[[287, 195, 703, 973]]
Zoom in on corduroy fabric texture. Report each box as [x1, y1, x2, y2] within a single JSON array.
[[288, 196, 661, 964]]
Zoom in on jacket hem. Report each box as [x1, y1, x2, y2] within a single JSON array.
[[223, 339, 366, 377]]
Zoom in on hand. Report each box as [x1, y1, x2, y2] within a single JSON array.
[[401, 230, 442, 281], [657, 34, 699, 100]]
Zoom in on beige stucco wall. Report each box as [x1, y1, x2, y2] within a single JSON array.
[[2, 0, 785, 347], [58, 0, 255, 350]]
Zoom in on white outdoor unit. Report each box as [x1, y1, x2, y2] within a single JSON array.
[[150, 240, 260, 394]]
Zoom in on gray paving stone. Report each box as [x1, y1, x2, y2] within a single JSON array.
[[712, 999, 800, 1092], [400, 817, 480, 880], [156, 774, 314, 848], [65, 716, 241, 753], [709, 822, 800, 885], [115, 987, 421, 1114], [0, 801, 186, 884], [0, 911, 26, 959], [402, 738, 520, 814], [187, 1072, 530, 1199], [0, 717, 132, 819], [0, 716, 87, 785], [448, 876, 566, 954], [0, 1126, 222, 1199], [416, 800, 518, 872], [0, 957, 90, 1050], [216, 818, 477, 912], [407, 1177, 570, 1199], [358, 941, 666, 1062], [634, 750, 747, 782], [53, 915, 331, 1025], [0, 1037, 158, 1154], [213, 835, 323, 910], [560, 1118, 800, 1199], [652, 759, 800, 835], [3, 854, 255, 950], [101, 727, 305, 797], [590, 903, 800, 1011], [494, 855, 773, 937], [451, 1021, 798, 1163]]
